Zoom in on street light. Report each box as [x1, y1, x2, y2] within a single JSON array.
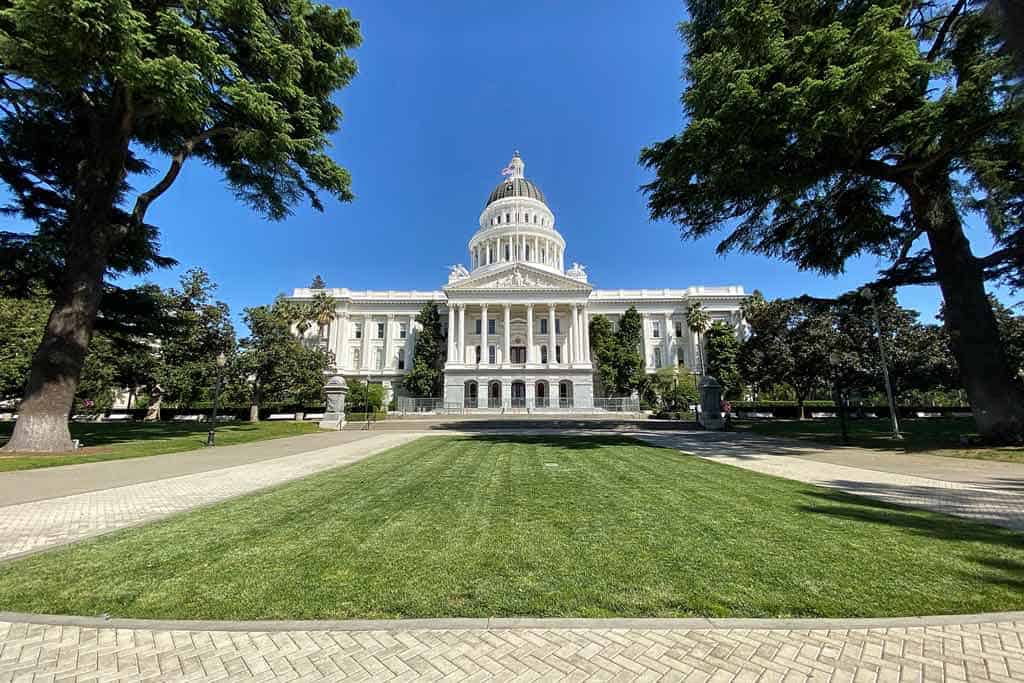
[[860, 288, 903, 441], [206, 351, 227, 447], [829, 351, 849, 445]]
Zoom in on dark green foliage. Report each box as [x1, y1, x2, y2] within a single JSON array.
[[232, 297, 330, 417], [402, 304, 445, 398], [642, 0, 1024, 440], [589, 308, 646, 396], [0, 291, 49, 400], [345, 379, 385, 414], [704, 321, 742, 399], [0, 0, 361, 450], [157, 269, 235, 407]]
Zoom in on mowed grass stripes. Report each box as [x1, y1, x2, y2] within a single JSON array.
[[0, 435, 1020, 620]]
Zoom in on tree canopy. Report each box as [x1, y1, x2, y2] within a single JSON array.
[[403, 303, 445, 398], [641, 0, 1023, 440], [0, 0, 361, 451]]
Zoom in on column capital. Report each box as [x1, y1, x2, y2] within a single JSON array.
[[503, 302, 511, 310], [386, 312, 395, 319], [547, 303, 557, 311]]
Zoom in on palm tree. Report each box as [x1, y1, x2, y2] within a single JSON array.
[[686, 302, 711, 375], [310, 291, 336, 345]]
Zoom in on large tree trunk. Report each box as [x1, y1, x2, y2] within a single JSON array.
[[2, 94, 133, 453], [908, 172, 1024, 443], [3, 247, 108, 452]]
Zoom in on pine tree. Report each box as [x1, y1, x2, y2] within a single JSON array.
[[403, 304, 445, 398]]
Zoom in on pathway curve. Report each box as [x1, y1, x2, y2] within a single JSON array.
[[635, 430, 1024, 532], [0, 612, 1022, 681], [0, 432, 422, 561]]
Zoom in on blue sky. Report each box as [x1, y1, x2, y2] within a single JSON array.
[[28, 0, 1016, 327]]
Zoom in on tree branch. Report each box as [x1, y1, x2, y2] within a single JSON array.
[[926, 0, 968, 62], [131, 127, 234, 224]]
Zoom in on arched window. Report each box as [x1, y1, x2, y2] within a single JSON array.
[[534, 214, 538, 224]]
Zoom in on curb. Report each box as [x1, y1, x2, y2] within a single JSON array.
[[1, 611, 1021, 633]]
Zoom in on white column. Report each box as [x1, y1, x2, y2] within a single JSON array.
[[481, 303, 489, 365], [575, 305, 583, 361], [384, 313, 395, 369], [446, 307, 455, 364], [361, 314, 372, 369], [503, 303, 511, 366], [526, 304, 534, 364], [335, 313, 348, 370], [548, 304, 557, 365], [404, 314, 415, 370], [583, 306, 591, 362], [662, 312, 672, 369], [568, 314, 576, 366], [458, 304, 466, 365]]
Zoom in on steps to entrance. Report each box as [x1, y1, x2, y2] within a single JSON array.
[[341, 417, 699, 432]]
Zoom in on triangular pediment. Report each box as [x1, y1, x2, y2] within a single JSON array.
[[444, 263, 592, 293]]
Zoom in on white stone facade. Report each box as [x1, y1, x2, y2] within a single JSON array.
[[287, 153, 748, 410]]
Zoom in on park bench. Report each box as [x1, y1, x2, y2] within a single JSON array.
[[172, 414, 203, 422], [104, 413, 132, 422], [810, 412, 836, 418], [914, 411, 942, 418], [739, 411, 773, 419], [267, 413, 298, 420], [304, 413, 325, 420]]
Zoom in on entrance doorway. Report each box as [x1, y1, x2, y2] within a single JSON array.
[[464, 381, 478, 408], [511, 381, 526, 408], [558, 381, 574, 408], [535, 381, 549, 408], [488, 381, 502, 409]]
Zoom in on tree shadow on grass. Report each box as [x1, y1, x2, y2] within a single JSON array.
[[799, 487, 1024, 549]]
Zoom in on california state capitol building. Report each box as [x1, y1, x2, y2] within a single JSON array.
[[287, 153, 748, 411]]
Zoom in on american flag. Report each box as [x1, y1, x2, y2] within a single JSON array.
[[501, 164, 514, 177]]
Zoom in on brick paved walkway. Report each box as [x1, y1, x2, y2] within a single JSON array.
[[1, 613, 1022, 681], [0, 432, 423, 561], [636, 431, 1024, 532]]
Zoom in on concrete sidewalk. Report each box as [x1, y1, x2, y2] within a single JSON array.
[[0, 431, 381, 506], [0, 432, 423, 561]]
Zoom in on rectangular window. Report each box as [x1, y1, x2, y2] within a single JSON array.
[[652, 321, 661, 338], [540, 319, 548, 334], [675, 322, 683, 338], [397, 354, 405, 370], [654, 348, 663, 368], [352, 348, 361, 367], [353, 323, 362, 339], [399, 323, 407, 339], [555, 319, 561, 334], [488, 345, 496, 364], [541, 346, 548, 363], [475, 319, 481, 334], [377, 322, 385, 339], [475, 345, 482, 363], [375, 348, 384, 370], [555, 345, 562, 363], [678, 349, 686, 367], [488, 319, 496, 335]]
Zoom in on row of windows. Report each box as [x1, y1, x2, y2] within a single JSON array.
[[491, 212, 547, 227], [470, 318, 562, 334], [652, 348, 688, 369], [469, 345, 562, 364], [349, 348, 407, 370], [349, 322, 408, 340], [474, 242, 560, 267], [651, 321, 688, 338]]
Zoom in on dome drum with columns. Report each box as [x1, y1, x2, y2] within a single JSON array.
[[287, 153, 749, 412]]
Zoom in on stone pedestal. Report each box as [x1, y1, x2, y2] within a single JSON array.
[[698, 376, 725, 430], [319, 375, 348, 431]]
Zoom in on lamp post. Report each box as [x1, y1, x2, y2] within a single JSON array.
[[861, 288, 903, 441], [829, 351, 849, 445], [206, 352, 227, 447]]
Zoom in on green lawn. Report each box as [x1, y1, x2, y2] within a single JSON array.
[[0, 420, 319, 472], [0, 434, 1021, 620], [733, 417, 1024, 463]]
